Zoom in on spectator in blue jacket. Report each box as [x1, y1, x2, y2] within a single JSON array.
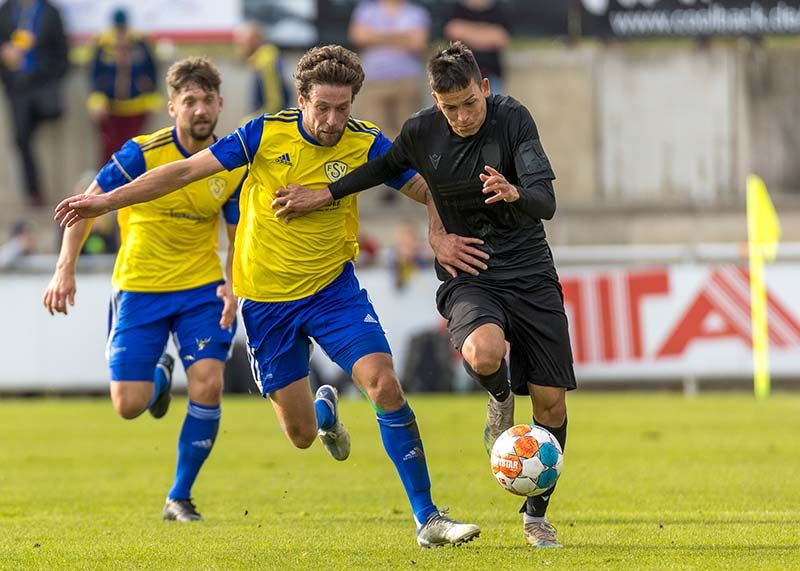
[[87, 8, 161, 165]]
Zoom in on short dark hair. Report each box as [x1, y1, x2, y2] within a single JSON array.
[[295, 44, 365, 100], [427, 41, 482, 94], [166, 57, 221, 98]]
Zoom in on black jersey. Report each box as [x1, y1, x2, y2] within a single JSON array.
[[330, 94, 559, 282]]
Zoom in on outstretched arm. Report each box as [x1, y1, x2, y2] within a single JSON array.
[[273, 131, 414, 220], [398, 173, 428, 204], [55, 149, 225, 227], [43, 181, 103, 315]]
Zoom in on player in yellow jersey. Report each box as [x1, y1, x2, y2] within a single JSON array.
[[55, 45, 480, 548], [44, 57, 246, 522]]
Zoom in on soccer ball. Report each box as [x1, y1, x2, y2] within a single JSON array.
[[490, 424, 564, 496]]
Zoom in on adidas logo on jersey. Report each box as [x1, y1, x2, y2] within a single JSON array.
[[274, 153, 292, 166], [363, 314, 378, 324]]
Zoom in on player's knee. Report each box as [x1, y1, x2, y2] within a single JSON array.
[[368, 374, 405, 411], [188, 371, 223, 404], [284, 424, 316, 449], [111, 393, 147, 419], [462, 342, 505, 377]]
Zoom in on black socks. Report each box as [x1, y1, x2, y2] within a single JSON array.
[[463, 359, 511, 401], [522, 416, 567, 517]]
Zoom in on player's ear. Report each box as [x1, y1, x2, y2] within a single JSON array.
[[481, 78, 490, 97], [218, 94, 224, 110], [298, 93, 306, 110], [431, 91, 441, 108], [167, 98, 176, 119]]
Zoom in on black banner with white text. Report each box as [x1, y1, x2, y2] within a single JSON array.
[[579, 0, 800, 38]]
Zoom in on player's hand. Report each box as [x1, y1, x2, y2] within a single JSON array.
[[43, 269, 76, 315], [55, 194, 111, 227], [217, 282, 237, 329], [429, 230, 489, 277], [480, 165, 519, 204], [272, 184, 332, 221]]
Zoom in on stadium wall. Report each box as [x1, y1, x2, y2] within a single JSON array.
[[4, 41, 800, 215]]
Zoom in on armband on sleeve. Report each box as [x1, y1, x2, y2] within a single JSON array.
[[515, 139, 554, 181]]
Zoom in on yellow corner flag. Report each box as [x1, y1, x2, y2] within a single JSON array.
[[746, 175, 781, 399]]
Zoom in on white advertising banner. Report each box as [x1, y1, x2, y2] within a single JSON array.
[[1, 262, 798, 390], [52, 0, 242, 41], [559, 264, 800, 379]]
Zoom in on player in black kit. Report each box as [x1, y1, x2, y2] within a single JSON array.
[[272, 42, 575, 548]]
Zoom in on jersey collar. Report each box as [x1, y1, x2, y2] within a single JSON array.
[[296, 111, 323, 146], [172, 127, 218, 158]]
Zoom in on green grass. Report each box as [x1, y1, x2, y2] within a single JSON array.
[[1, 393, 799, 570]]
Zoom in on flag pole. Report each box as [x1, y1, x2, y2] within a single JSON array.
[[746, 175, 781, 400]]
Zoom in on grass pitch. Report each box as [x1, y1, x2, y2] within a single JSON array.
[[1, 392, 799, 570]]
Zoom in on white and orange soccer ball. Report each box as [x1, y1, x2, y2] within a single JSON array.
[[490, 424, 564, 496]]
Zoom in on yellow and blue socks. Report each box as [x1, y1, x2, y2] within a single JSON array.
[[168, 401, 221, 500], [376, 403, 437, 528]]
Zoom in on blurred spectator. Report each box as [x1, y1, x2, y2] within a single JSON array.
[[356, 230, 380, 268], [388, 221, 430, 290], [348, 0, 430, 140], [401, 327, 454, 393], [0, 220, 36, 269], [235, 21, 290, 117], [0, 0, 68, 207], [443, 0, 510, 94], [87, 8, 161, 166]]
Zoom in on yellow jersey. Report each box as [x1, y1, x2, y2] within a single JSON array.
[[96, 126, 247, 292], [209, 108, 413, 302]]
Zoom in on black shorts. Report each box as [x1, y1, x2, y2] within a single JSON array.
[[436, 275, 577, 395]]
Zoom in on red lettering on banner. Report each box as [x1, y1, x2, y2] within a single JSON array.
[[561, 279, 586, 364], [563, 266, 800, 365], [562, 269, 670, 364], [597, 276, 615, 361], [627, 271, 670, 359], [657, 267, 800, 357], [656, 290, 748, 357]]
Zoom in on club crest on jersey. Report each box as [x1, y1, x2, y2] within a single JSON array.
[[207, 177, 227, 199], [324, 161, 348, 182]]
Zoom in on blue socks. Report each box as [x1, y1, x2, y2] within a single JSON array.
[[146, 362, 170, 410], [376, 403, 437, 527], [168, 401, 221, 500], [314, 396, 336, 431]]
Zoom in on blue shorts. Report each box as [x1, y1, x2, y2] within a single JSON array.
[[107, 281, 235, 381], [240, 263, 391, 396]]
